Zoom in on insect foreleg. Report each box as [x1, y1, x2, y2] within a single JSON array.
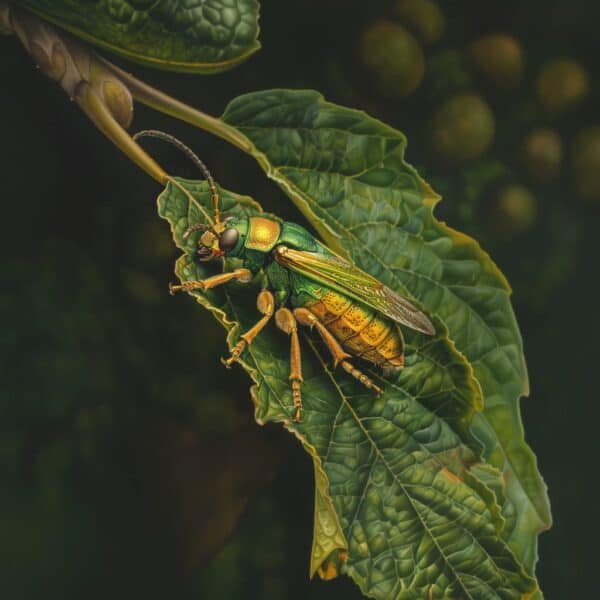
[[293, 308, 384, 396], [274, 308, 303, 422], [222, 289, 275, 368], [169, 268, 252, 294]]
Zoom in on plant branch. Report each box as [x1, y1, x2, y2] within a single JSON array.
[[4, 4, 256, 186], [3, 4, 168, 185], [0, 2, 252, 185]]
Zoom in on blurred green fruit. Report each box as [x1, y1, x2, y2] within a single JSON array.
[[428, 93, 495, 166], [359, 20, 425, 99], [393, 0, 445, 45], [424, 50, 475, 101], [521, 128, 562, 183], [486, 184, 538, 237], [465, 33, 523, 91], [536, 59, 589, 118], [571, 126, 600, 202]]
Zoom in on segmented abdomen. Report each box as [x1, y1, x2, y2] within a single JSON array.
[[304, 289, 404, 369]]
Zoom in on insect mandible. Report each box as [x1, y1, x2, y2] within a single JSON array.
[[135, 130, 435, 422]]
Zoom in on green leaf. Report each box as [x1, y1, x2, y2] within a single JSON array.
[[220, 90, 551, 578], [15, 0, 260, 73], [158, 178, 536, 599]]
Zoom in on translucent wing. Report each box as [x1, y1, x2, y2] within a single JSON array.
[[275, 246, 435, 335]]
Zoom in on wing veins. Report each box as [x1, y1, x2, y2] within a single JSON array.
[[275, 246, 435, 335]]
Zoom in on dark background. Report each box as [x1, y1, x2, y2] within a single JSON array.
[[1, 1, 598, 598]]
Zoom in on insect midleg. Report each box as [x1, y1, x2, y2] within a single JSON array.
[[293, 308, 383, 396], [222, 289, 275, 368], [169, 268, 252, 294], [274, 308, 304, 422]]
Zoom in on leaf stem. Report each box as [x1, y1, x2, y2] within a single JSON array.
[[77, 82, 168, 185], [100, 58, 253, 154]]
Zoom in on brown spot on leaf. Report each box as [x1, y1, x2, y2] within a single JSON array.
[[440, 467, 463, 484], [317, 559, 339, 580]]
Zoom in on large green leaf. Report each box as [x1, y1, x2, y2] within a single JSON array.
[[219, 90, 551, 578], [14, 0, 260, 73], [157, 178, 536, 599]]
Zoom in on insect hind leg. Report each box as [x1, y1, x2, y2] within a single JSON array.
[[339, 360, 383, 395], [274, 308, 303, 422], [293, 308, 383, 396]]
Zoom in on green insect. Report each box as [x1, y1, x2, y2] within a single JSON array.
[[136, 131, 435, 422]]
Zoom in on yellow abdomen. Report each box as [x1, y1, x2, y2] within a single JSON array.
[[305, 290, 404, 369]]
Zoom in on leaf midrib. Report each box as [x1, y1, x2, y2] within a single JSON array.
[[259, 165, 545, 526], [305, 338, 503, 600], [214, 117, 542, 530], [165, 177, 537, 597]]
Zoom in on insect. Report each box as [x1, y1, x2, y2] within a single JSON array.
[[135, 130, 435, 422]]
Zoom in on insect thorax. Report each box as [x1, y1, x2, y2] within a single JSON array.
[[245, 217, 281, 252], [228, 215, 318, 262]]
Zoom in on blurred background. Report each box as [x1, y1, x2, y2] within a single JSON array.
[[1, 0, 598, 597]]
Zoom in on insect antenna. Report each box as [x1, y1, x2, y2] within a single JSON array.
[[182, 223, 209, 240], [133, 129, 222, 229]]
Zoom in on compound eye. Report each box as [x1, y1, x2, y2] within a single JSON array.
[[219, 227, 239, 252]]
